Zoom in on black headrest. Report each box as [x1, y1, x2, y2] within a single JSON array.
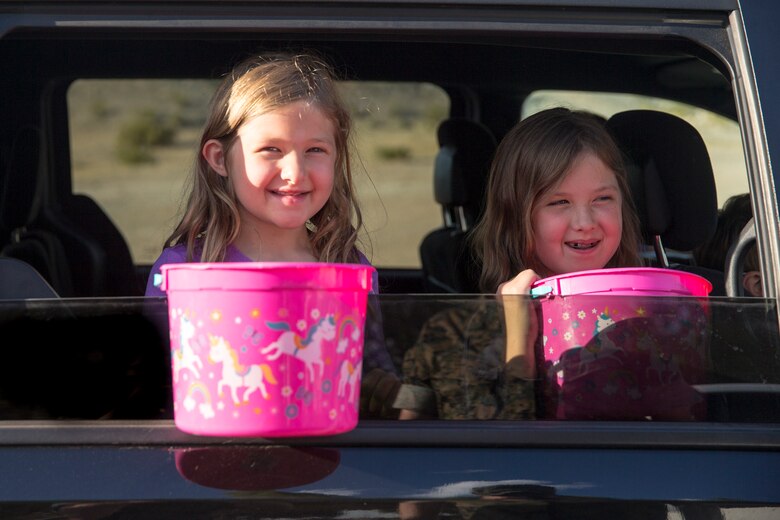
[[1, 126, 41, 238], [433, 118, 497, 224], [606, 110, 717, 251]]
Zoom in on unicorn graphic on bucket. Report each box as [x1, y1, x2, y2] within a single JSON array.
[[173, 314, 204, 382], [208, 334, 278, 405], [335, 358, 362, 403], [261, 314, 337, 382]]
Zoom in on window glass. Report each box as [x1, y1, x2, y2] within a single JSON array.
[[69, 80, 448, 268], [380, 294, 780, 422], [1, 294, 779, 423], [523, 91, 748, 207]]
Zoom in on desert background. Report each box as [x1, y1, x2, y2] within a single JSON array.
[[68, 80, 747, 268]]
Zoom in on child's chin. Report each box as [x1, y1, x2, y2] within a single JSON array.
[[270, 219, 310, 230], [566, 260, 608, 274]]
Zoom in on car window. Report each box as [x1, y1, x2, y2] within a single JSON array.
[[2, 293, 778, 423], [524, 90, 748, 207], [381, 293, 780, 422], [68, 79, 448, 268]]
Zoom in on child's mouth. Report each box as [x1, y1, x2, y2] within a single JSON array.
[[271, 189, 306, 199], [566, 240, 599, 250]]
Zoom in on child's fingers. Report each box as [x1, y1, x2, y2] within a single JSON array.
[[497, 269, 540, 296], [359, 368, 402, 419]]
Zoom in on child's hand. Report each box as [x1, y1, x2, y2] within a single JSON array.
[[497, 269, 541, 296], [359, 368, 402, 419], [497, 269, 541, 381]]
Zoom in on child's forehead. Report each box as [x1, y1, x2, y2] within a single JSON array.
[[255, 99, 321, 117], [546, 153, 619, 192], [242, 102, 331, 125]]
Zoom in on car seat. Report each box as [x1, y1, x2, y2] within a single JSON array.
[[0, 257, 59, 299], [0, 126, 75, 296], [1, 125, 142, 298], [419, 118, 497, 293], [606, 110, 725, 296], [38, 194, 143, 297]]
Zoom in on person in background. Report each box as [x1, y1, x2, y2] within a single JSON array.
[[694, 193, 762, 297], [394, 107, 696, 420], [144, 51, 398, 412]]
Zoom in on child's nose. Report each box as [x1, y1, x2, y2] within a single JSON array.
[[280, 152, 305, 184], [572, 205, 596, 229]]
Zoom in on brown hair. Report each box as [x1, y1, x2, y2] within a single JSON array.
[[164, 51, 364, 264], [694, 193, 757, 272], [471, 107, 642, 292]]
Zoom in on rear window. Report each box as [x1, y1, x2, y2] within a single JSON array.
[[524, 90, 748, 207]]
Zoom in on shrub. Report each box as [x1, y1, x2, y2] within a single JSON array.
[[376, 146, 411, 160], [89, 98, 111, 120], [116, 110, 177, 164]]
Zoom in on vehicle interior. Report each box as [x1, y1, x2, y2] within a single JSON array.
[[0, 26, 744, 295], [1, 14, 778, 423]]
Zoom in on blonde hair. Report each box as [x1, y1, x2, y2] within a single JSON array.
[[164, 51, 364, 264], [471, 107, 642, 292]]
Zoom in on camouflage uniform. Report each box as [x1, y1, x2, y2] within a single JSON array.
[[394, 299, 535, 420]]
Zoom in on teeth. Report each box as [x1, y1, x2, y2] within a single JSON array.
[[569, 242, 595, 249]]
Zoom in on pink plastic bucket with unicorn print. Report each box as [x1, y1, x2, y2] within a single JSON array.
[[531, 267, 712, 420], [160, 262, 374, 437]]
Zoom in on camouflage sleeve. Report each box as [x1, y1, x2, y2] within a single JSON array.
[[394, 305, 474, 417], [395, 300, 537, 420], [496, 356, 536, 420], [392, 383, 436, 416]]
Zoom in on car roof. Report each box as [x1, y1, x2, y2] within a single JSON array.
[[0, 0, 739, 7], [0, 13, 737, 122]]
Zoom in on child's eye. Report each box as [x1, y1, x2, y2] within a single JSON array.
[[548, 199, 569, 206], [260, 146, 282, 153], [307, 146, 328, 154], [595, 195, 615, 203]]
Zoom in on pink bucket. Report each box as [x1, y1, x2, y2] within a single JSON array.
[[531, 267, 712, 420], [160, 262, 374, 437]]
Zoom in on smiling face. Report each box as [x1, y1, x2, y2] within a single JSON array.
[[531, 150, 623, 277], [207, 100, 337, 235]]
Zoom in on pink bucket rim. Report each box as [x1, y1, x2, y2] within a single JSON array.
[[160, 261, 372, 273], [532, 267, 712, 297], [160, 261, 376, 293]]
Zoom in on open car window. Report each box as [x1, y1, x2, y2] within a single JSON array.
[[68, 79, 449, 270]]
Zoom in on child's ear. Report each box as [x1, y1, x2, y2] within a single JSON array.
[[742, 270, 763, 297], [203, 139, 228, 177]]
